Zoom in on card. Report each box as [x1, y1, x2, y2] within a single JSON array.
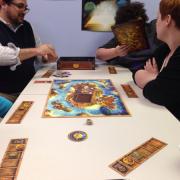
[[41, 69, 54, 78], [110, 161, 132, 176], [121, 84, 138, 98], [6, 101, 33, 124], [109, 138, 167, 176], [34, 80, 52, 83], [108, 66, 117, 74]]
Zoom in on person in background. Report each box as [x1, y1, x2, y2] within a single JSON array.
[[96, 1, 162, 71], [134, 0, 180, 120], [0, 96, 12, 118], [0, 0, 58, 105]]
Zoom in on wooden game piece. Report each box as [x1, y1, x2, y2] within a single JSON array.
[[121, 84, 138, 98], [86, 119, 93, 125], [108, 66, 117, 74], [109, 138, 167, 176], [6, 101, 33, 124]]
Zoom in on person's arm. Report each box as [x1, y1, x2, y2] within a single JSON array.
[[0, 43, 20, 66], [96, 45, 129, 61], [134, 58, 158, 88], [143, 55, 180, 106]]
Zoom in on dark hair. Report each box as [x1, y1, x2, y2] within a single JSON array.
[[160, 0, 180, 29], [115, 2, 149, 25], [3, 0, 13, 4]]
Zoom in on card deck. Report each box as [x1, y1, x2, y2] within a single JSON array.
[[121, 84, 138, 98], [41, 69, 54, 78], [109, 138, 167, 176], [0, 139, 28, 179], [108, 66, 117, 74], [6, 101, 33, 124]]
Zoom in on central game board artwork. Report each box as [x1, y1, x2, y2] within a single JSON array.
[[43, 79, 130, 117]]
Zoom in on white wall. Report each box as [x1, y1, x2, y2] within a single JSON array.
[[27, 0, 160, 57]]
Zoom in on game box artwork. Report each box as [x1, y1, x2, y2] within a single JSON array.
[[43, 79, 130, 117]]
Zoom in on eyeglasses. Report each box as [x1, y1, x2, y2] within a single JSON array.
[[9, 2, 30, 13]]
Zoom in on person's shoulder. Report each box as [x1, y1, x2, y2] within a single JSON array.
[[22, 20, 32, 28]]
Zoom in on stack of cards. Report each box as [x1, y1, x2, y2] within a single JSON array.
[[108, 66, 117, 74], [121, 84, 138, 98], [109, 138, 167, 176], [6, 101, 33, 124], [53, 71, 72, 78], [41, 69, 55, 78], [0, 139, 28, 179]]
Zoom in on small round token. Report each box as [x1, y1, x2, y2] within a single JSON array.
[[122, 156, 135, 166], [16, 144, 25, 151], [68, 131, 87, 142]]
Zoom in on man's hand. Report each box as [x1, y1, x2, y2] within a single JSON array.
[[37, 44, 58, 62]]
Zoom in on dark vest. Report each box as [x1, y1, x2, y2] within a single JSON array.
[[0, 20, 36, 93]]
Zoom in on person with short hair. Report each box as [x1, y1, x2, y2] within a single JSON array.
[[96, 1, 162, 71], [0, 0, 58, 103], [134, 0, 180, 120]]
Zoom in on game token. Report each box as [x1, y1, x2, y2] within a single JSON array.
[[86, 119, 93, 125], [68, 131, 87, 142], [15, 144, 25, 151]]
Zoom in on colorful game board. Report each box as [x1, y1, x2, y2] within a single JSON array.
[[43, 79, 130, 118]]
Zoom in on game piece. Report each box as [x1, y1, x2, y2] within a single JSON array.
[[43, 79, 130, 118], [41, 69, 54, 78], [86, 119, 93, 125], [109, 138, 167, 176], [0, 139, 28, 179], [68, 131, 88, 142], [6, 101, 33, 124], [121, 84, 138, 98], [108, 66, 117, 74]]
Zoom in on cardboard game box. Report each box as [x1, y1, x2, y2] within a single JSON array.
[[57, 57, 95, 70]]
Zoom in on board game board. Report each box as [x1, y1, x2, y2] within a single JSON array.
[[43, 79, 130, 118]]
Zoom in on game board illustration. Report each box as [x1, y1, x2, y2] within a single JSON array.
[[43, 79, 130, 117]]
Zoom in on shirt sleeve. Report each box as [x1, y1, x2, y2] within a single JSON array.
[[0, 43, 20, 66]]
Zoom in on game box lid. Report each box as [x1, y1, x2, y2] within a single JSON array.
[[57, 57, 95, 70]]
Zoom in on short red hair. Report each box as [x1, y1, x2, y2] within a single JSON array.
[[160, 0, 180, 29]]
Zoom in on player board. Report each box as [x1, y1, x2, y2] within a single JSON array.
[[43, 79, 130, 118]]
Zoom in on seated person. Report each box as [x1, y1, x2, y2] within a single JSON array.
[[96, 1, 162, 71], [0, 0, 58, 103], [134, 0, 180, 120], [0, 96, 13, 118]]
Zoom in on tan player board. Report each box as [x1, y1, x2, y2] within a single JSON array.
[[0, 139, 28, 179], [121, 84, 138, 98], [41, 69, 55, 78], [109, 138, 167, 176], [6, 101, 33, 124]]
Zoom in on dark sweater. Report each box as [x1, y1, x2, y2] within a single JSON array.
[[0, 20, 36, 93], [142, 44, 180, 120]]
